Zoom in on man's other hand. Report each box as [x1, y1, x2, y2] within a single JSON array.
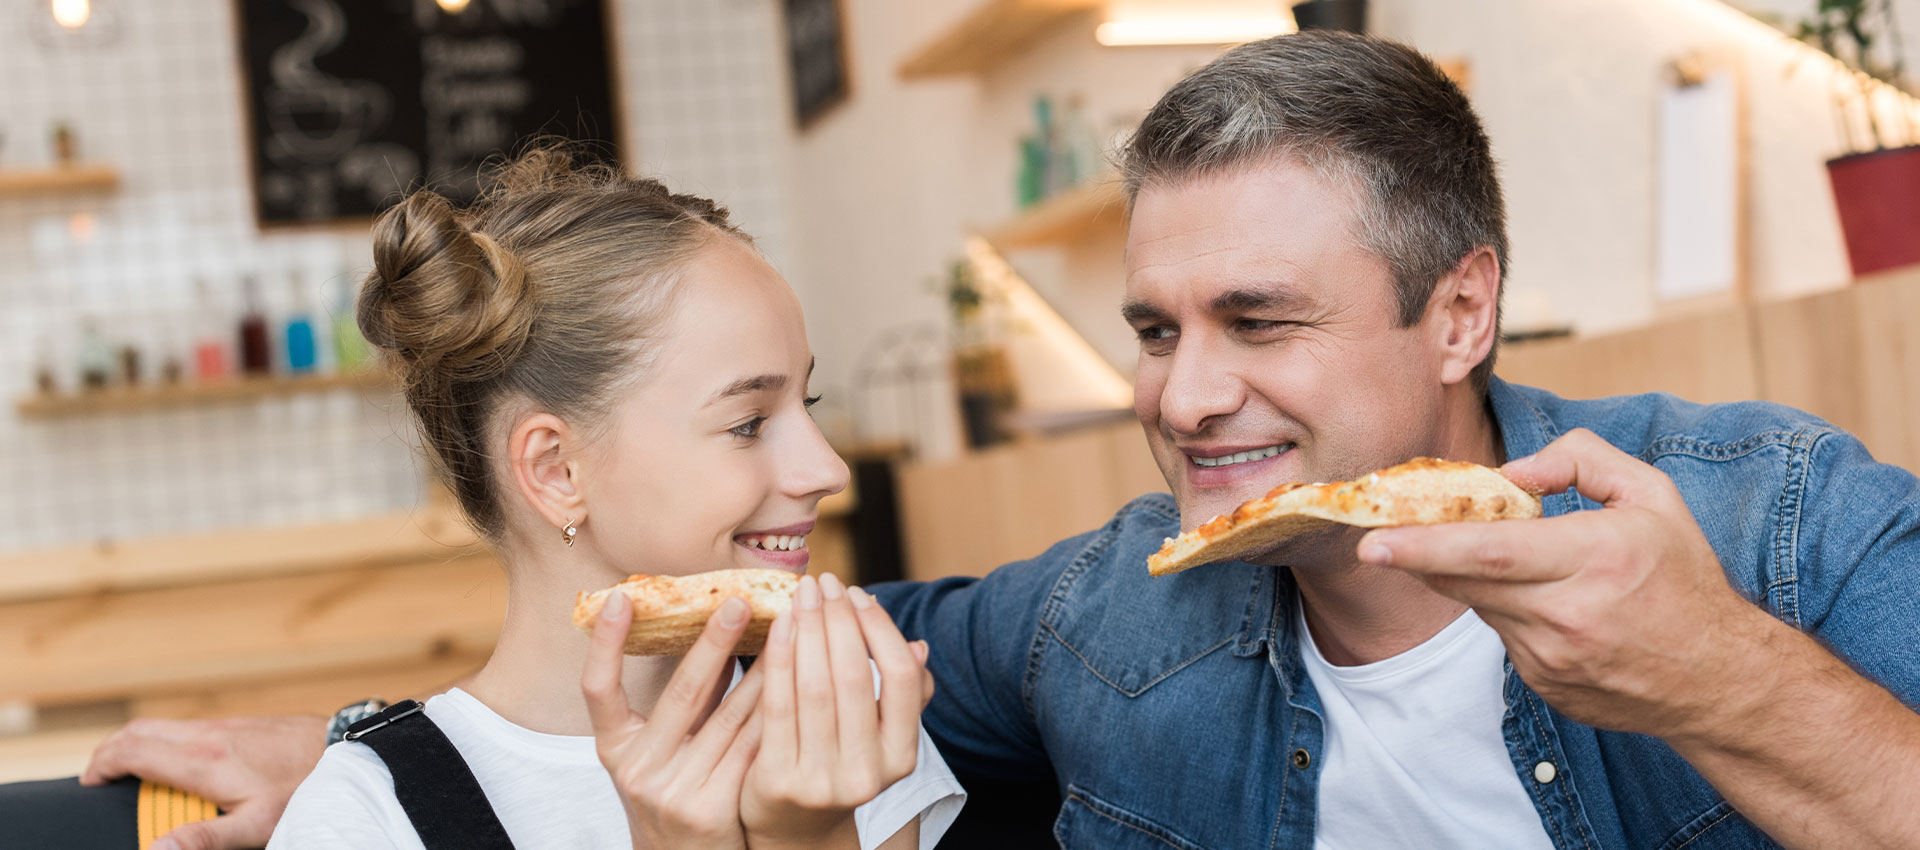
[[80, 715, 326, 850]]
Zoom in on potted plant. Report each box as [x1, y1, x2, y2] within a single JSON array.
[[941, 259, 1018, 450], [1790, 0, 1920, 276]]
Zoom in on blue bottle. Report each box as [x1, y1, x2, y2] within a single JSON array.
[[284, 272, 317, 374]]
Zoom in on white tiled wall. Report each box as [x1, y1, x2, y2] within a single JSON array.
[[0, 0, 793, 553]]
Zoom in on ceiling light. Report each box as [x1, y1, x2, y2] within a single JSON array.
[[1095, 14, 1297, 47], [51, 0, 90, 29]]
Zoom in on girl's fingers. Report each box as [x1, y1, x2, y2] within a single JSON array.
[[758, 608, 798, 769], [913, 641, 936, 710], [710, 710, 764, 794], [817, 573, 881, 769], [848, 586, 925, 778], [791, 575, 838, 760], [679, 660, 764, 780], [582, 590, 640, 740], [642, 597, 753, 750]]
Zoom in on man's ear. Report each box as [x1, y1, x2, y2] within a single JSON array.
[[1433, 246, 1500, 387], [507, 412, 585, 534]]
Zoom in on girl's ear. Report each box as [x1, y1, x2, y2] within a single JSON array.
[[507, 413, 586, 532]]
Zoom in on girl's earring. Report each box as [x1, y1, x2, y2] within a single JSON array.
[[563, 519, 579, 548]]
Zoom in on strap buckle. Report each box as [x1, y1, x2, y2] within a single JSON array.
[[342, 699, 425, 742]]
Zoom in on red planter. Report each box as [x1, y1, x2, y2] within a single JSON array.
[[1827, 145, 1920, 277]]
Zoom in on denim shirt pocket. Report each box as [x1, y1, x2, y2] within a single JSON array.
[[1054, 784, 1211, 850], [1039, 531, 1251, 697], [1656, 802, 1784, 850]]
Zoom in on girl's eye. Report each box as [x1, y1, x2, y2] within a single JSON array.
[[803, 394, 822, 409], [730, 416, 767, 439]]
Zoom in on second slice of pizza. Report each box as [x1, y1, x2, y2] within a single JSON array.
[[1149, 457, 1542, 576]]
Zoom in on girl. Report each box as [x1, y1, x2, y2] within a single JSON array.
[[267, 151, 964, 849]]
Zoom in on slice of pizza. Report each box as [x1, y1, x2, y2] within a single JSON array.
[[573, 568, 798, 655], [1148, 457, 1542, 576]]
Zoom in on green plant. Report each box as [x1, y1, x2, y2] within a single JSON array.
[[1787, 0, 1916, 150], [938, 258, 1005, 352]]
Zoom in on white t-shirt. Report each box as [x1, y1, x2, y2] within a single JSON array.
[[269, 669, 964, 850], [1296, 602, 1555, 850]]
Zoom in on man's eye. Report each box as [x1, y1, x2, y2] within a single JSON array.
[[1137, 326, 1176, 342], [730, 417, 767, 438], [1236, 319, 1284, 333]]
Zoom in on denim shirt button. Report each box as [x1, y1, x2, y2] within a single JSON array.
[[1291, 748, 1311, 769], [1533, 761, 1558, 784]]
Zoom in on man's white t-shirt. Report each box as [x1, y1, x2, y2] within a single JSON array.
[[269, 671, 964, 850], [1296, 601, 1555, 850]]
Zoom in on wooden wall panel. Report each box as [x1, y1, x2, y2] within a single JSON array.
[[1756, 269, 1920, 470], [1497, 307, 1760, 403]]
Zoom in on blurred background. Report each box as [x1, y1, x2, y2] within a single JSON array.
[[1, 0, 1917, 783]]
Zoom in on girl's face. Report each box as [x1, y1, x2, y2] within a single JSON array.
[[576, 238, 848, 580]]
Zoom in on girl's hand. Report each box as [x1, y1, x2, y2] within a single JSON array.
[[584, 591, 765, 850], [742, 573, 934, 850]]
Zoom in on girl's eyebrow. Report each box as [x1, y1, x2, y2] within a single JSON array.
[[705, 358, 815, 406]]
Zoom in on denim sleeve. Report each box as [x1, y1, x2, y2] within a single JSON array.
[[869, 529, 1098, 782], [1792, 430, 1920, 707]]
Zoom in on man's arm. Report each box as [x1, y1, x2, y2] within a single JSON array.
[[77, 671, 479, 850], [1360, 428, 1920, 849], [869, 558, 1061, 783]]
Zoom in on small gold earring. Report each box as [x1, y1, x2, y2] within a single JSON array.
[[563, 519, 578, 547]]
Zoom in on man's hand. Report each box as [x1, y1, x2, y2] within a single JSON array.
[[79, 714, 327, 850], [1353, 427, 1781, 740], [1357, 427, 1920, 849]]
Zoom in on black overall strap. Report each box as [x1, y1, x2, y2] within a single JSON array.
[[343, 699, 516, 850]]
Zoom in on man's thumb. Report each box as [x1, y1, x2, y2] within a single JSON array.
[[155, 813, 263, 850]]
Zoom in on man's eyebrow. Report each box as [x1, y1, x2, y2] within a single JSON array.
[[1120, 299, 1173, 325], [706, 358, 815, 406], [1209, 284, 1316, 314]]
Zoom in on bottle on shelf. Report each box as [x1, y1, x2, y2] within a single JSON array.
[[331, 269, 370, 373], [192, 277, 229, 382], [284, 271, 317, 374], [1060, 94, 1103, 187], [238, 275, 272, 376], [78, 317, 113, 391], [32, 337, 58, 395]]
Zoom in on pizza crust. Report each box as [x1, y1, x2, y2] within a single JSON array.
[[1147, 457, 1542, 576], [572, 568, 799, 655]]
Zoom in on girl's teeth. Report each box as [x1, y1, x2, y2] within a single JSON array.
[[744, 535, 806, 551]]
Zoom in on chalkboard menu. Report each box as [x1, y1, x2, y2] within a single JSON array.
[[236, 0, 621, 225], [783, 0, 850, 129]]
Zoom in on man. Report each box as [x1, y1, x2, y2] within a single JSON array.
[[70, 32, 1920, 849]]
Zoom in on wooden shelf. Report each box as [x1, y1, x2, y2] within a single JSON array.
[[899, 0, 1103, 78], [16, 370, 390, 419], [0, 502, 481, 605], [982, 178, 1127, 250], [0, 164, 120, 197]]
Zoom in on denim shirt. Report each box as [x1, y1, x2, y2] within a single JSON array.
[[872, 378, 1920, 850]]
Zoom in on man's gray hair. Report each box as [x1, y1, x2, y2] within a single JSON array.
[[1119, 31, 1508, 392]]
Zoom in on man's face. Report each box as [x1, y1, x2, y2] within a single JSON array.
[[1124, 160, 1453, 557]]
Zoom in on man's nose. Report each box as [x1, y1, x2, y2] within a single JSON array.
[[1158, 341, 1246, 435]]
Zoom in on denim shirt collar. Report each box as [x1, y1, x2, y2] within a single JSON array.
[[1232, 377, 1579, 696]]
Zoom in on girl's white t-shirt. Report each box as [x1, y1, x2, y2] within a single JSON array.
[[268, 670, 964, 850]]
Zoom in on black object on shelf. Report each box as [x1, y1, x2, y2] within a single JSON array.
[[1292, 0, 1367, 32], [849, 456, 907, 586]]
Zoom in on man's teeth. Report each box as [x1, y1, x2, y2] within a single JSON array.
[[742, 535, 807, 551], [1191, 444, 1289, 468]]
